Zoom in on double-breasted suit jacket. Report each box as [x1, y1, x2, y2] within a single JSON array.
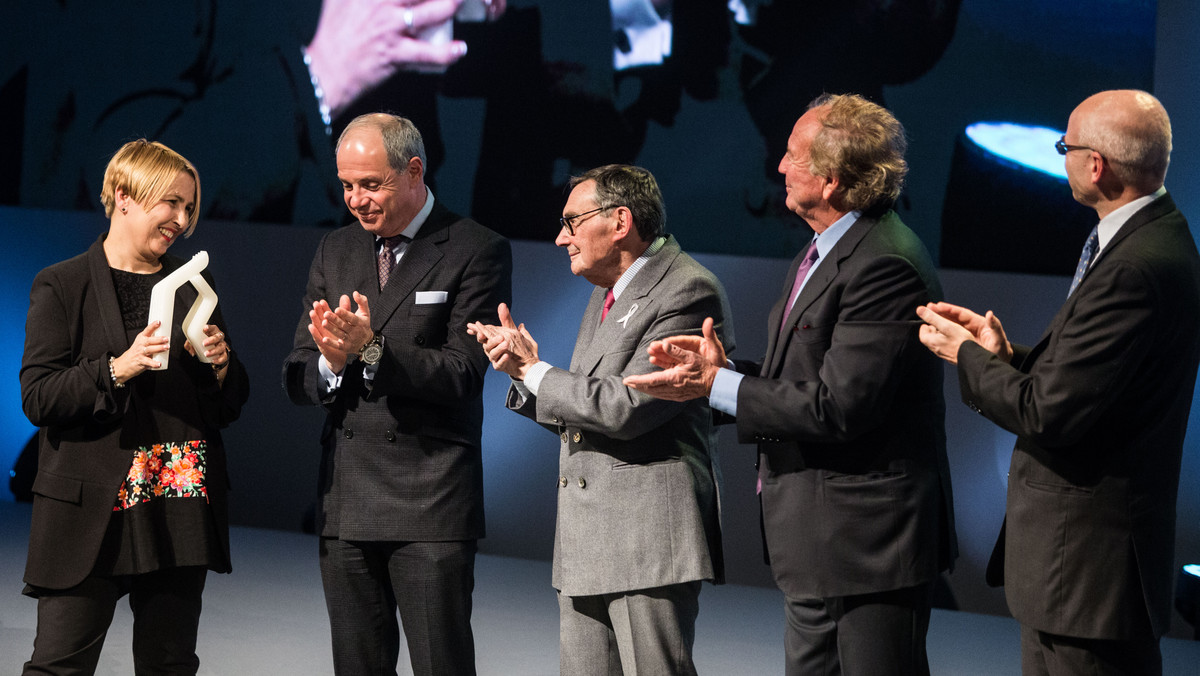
[[732, 210, 957, 600], [507, 236, 733, 596], [283, 202, 512, 541], [958, 192, 1200, 639], [20, 235, 249, 590]]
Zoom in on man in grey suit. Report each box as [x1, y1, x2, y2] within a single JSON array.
[[918, 90, 1199, 675], [282, 113, 512, 675], [625, 94, 956, 676], [468, 164, 732, 675]]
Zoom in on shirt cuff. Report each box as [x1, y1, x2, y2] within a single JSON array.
[[318, 355, 342, 399], [523, 361, 554, 397], [511, 378, 531, 406], [709, 366, 742, 417]]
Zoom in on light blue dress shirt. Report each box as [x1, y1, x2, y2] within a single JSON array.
[[709, 210, 861, 416]]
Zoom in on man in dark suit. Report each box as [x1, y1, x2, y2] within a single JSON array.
[[467, 164, 732, 675], [625, 94, 956, 676], [282, 112, 512, 676], [917, 89, 1200, 676]]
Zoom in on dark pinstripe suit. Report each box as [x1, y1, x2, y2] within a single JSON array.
[[283, 201, 511, 675]]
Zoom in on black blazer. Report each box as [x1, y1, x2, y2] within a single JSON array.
[[732, 210, 957, 599], [959, 192, 1200, 639], [283, 202, 512, 541], [20, 234, 249, 590]]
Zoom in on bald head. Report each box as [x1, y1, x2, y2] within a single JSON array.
[[1072, 89, 1171, 193]]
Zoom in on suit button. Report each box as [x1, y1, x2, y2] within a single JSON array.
[[343, 429, 354, 439], [577, 477, 586, 489], [559, 477, 568, 488], [414, 335, 425, 346], [560, 432, 568, 443], [572, 432, 582, 443], [385, 430, 396, 442]]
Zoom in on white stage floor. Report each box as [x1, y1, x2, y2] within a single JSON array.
[[1, 500, 1197, 674]]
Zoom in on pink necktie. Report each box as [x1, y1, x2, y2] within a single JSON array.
[[600, 289, 615, 323], [779, 242, 819, 336]]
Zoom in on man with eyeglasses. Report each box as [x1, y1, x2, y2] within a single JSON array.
[[468, 164, 732, 675], [918, 90, 1200, 675]]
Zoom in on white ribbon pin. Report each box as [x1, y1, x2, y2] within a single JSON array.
[[616, 303, 639, 328]]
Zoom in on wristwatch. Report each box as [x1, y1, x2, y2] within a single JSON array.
[[359, 332, 384, 366]]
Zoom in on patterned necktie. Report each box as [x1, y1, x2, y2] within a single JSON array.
[[1067, 226, 1099, 298], [600, 288, 615, 323], [378, 235, 406, 290], [779, 242, 820, 336]]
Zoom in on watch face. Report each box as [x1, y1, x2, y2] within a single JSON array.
[[362, 340, 384, 365]]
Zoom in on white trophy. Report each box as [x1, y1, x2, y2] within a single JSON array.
[[146, 251, 218, 370]]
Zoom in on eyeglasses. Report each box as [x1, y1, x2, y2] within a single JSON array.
[[559, 205, 611, 236], [1055, 135, 1095, 156]]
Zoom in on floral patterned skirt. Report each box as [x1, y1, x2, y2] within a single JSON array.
[[115, 440, 209, 511]]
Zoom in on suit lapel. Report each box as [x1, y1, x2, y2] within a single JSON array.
[[1082, 192, 1175, 282], [571, 236, 680, 376], [569, 287, 607, 372], [370, 205, 450, 331], [763, 249, 807, 372], [87, 235, 133, 356], [1025, 193, 1178, 364], [765, 215, 877, 375]]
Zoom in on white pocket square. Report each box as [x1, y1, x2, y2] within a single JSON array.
[[415, 291, 448, 305]]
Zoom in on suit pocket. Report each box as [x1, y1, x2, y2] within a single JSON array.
[[611, 457, 682, 470], [791, 321, 834, 344], [823, 469, 907, 484], [587, 348, 636, 376], [1024, 478, 1094, 497], [32, 471, 83, 505], [410, 302, 450, 317]]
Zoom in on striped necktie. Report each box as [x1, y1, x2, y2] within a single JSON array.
[[1067, 227, 1099, 298]]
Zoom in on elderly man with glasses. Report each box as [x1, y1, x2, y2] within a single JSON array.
[[469, 163, 733, 675]]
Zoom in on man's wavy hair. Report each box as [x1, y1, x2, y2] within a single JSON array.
[[807, 93, 908, 213]]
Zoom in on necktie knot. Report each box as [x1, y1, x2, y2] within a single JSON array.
[[378, 235, 408, 289]]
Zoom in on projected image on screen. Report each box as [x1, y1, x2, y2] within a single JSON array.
[[0, 0, 1158, 265]]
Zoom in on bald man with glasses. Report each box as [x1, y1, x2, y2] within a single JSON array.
[[919, 89, 1200, 675]]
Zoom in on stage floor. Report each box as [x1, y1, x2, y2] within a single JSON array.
[[1, 501, 1196, 674]]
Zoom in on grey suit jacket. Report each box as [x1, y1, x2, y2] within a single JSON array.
[[960, 192, 1200, 639], [507, 236, 733, 596], [283, 202, 512, 541], [733, 209, 956, 599]]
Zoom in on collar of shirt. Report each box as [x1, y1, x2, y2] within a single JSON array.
[[1096, 186, 1166, 253], [611, 236, 667, 301], [810, 209, 861, 265], [376, 189, 439, 260]]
